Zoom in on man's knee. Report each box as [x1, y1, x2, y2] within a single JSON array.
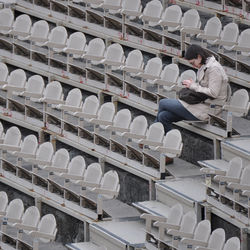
[[158, 112, 166, 123]]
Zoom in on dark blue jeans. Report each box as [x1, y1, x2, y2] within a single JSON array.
[[156, 99, 199, 133]]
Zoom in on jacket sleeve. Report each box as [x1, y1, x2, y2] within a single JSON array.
[[189, 66, 223, 98]]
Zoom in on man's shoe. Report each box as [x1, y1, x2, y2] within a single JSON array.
[[165, 156, 174, 165]]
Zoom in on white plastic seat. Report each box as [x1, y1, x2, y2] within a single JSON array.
[[63, 32, 87, 58], [0, 62, 9, 85], [0, 122, 5, 143], [74, 95, 99, 119], [26, 142, 54, 167], [99, 0, 122, 13], [223, 237, 240, 250], [222, 89, 250, 117], [177, 69, 196, 86], [197, 17, 222, 45], [233, 28, 250, 56], [43, 26, 68, 52], [0, 126, 21, 152], [79, 0, 103, 6], [82, 38, 105, 63], [9, 14, 32, 40], [28, 20, 49, 45], [138, 122, 164, 149], [44, 148, 70, 173], [181, 9, 201, 35], [154, 63, 179, 90], [100, 43, 125, 68], [81, 163, 103, 188], [218, 23, 239, 51], [141, 203, 183, 234], [0, 8, 14, 34], [158, 5, 182, 32], [120, 0, 142, 18], [120, 49, 144, 74], [21, 75, 45, 101], [137, 57, 162, 82], [13, 206, 40, 232], [2, 69, 26, 93], [13, 134, 38, 159], [181, 220, 211, 248], [195, 228, 226, 250], [121, 115, 148, 142], [89, 102, 115, 129], [106, 109, 131, 134], [60, 155, 86, 182], [0, 191, 8, 216], [140, 0, 163, 26], [27, 214, 57, 243], [0, 199, 24, 223], [39, 81, 64, 104]]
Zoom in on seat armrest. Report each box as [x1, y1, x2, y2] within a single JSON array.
[[167, 229, 193, 238], [28, 231, 56, 240], [43, 166, 68, 173], [91, 187, 119, 197], [138, 139, 163, 147], [88, 118, 113, 126], [200, 168, 226, 175], [214, 175, 240, 183], [121, 132, 146, 140], [181, 238, 208, 247], [153, 221, 180, 230]]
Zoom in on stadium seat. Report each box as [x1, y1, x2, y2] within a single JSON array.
[[0, 8, 14, 34], [0, 126, 21, 152], [99, 0, 122, 12], [195, 228, 226, 250], [177, 69, 197, 88], [223, 237, 240, 250], [0, 62, 8, 86], [180, 220, 211, 248], [120, 0, 142, 17], [0, 191, 8, 216], [0, 122, 4, 144], [197, 16, 222, 45], [28, 20, 49, 45], [140, 0, 163, 27], [233, 28, 250, 57], [82, 38, 105, 62], [180, 9, 201, 35]]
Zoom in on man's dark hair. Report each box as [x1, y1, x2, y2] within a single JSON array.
[[184, 45, 211, 64]]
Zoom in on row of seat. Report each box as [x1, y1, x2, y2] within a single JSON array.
[[0, 192, 57, 250], [200, 156, 250, 219], [140, 202, 240, 249]]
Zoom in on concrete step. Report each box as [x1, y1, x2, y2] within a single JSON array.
[[221, 136, 250, 165], [66, 242, 107, 250], [198, 159, 230, 171]]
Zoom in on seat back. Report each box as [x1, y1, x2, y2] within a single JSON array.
[[0, 8, 14, 34], [146, 122, 164, 150], [0, 122, 4, 140], [238, 28, 250, 56], [8, 69, 26, 88], [86, 38, 105, 59], [125, 49, 144, 71], [38, 214, 57, 243], [229, 89, 249, 117], [48, 26, 68, 47], [84, 163, 103, 186], [97, 102, 115, 129], [167, 203, 183, 226], [22, 206, 40, 229], [67, 32, 86, 57], [26, 75, 44, 96], [20, 135, 38, 155], [144, 57, 162, 83], [161, 63, 179, 90], [122, 0, 141, 13], [81, 95, 99, 115], [68, 155, 86, 177], [36, 142, 54, 162], [0, 191, 8, 213], [204, 17, 222, 44], [193, 220, 211, 242], [0, 62, 8, 82], [130, 115, 148, 142], [223, 237, 240, 250], [113, 109, 131, 134], [161, 5, 182, 32], [143, 0, 163, 26], [65, 88, 82, 108], [13, 14, 32, 39], [178, 69, 196, 85], [163, 129, 183, 158], [179, 210, 197, 234], [44, 81, 63, 101], [4, 126, 21, 146], [208, 228, 225, 250], [227, 157, 243, 178], [102, 0, 122, 13], [181, 9, 201, 29], [239, 166, 250, 185], [221, 23, 239, 50], [30, 20, 49, 45], [52, 148, 70, 170], [100, 170, 120, 199], [105, 43, 124, 69], [6, 199, 24, 220]]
